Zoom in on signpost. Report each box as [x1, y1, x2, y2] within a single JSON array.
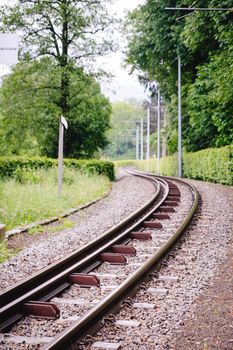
[[58, 116, 68, 195]]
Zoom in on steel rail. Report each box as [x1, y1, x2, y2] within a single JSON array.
[[127, 167, 198, 190], [0, 174, 169, 332], [0, 174, 159, 308], [43, 173, 199, 350]]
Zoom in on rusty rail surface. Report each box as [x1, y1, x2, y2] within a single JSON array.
[[43, 171, 199, 350], [0, 170, 198, 350], [0, 171, 167, 332]]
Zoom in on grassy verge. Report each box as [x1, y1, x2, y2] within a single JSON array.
[[0, 167, 111, 230], [0, 241, 14, 263]]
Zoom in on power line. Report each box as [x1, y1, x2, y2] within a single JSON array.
[[165, 7, 233, 12]]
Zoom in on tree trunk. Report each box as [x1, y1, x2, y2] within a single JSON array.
[[60, 0, 69, 121]]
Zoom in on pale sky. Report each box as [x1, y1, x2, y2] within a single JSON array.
[[0, 0, 146, 102], [100, 0, 146, 102]]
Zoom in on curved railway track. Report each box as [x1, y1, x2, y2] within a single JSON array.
[[0, 170, 199, 350]]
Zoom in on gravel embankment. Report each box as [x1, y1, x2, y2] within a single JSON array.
[[0, 174, 156, 292], [1, 177, 232, 350], [86, 180, 232, 350], [0, 176, 192, 349]]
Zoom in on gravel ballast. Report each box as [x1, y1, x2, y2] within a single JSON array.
[[0, 175, 191, 350], [84, 179, 232, 350], [0, 176, 232, 350], [0, 174, 156, 292]]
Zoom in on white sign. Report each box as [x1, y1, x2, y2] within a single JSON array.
[[0, 34, 19, 64], [61, 116, 68, 130]]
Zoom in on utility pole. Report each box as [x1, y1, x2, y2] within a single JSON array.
[[157, 87, 161, 174], [146, 106, 150, 171], [146, 107, 150, 160], [165, 7, 232, 12], [178, 55, 182, 177], [165, 7, 231, 177], [140, 118, 143, 160], [115, 135, 118, 160], [162, 108, 167, 158], [136, 123, 140, 160]]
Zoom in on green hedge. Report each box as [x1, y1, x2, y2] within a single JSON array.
[[0, 156, 115, 181], [115, 145, 233, 185], [183, 145, 233, 185]]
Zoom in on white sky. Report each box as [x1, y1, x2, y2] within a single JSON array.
[[100, 0, 145, 102], [0, 0, 146, 102]]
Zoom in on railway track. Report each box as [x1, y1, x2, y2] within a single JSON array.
[[0, 170, 198, 350]]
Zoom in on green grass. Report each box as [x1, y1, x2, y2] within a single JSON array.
[[28, 219, 75, 236], [0, 167, 111, 230], [0, 241, 14, 263]]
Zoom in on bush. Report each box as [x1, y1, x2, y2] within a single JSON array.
[[0, 156, 115, 181], [13, 168, 44, 184], [115, 145, 233, 185], [64, 159, 115, 181], [183, 145, 233, 185]]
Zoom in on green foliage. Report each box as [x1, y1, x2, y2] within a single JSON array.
[[103, 100, 145, 159], [46, 219, 74, 234], [0, 242, 14, 263], [0, 156, 115, 181], [183, 145, 233, 185], [28, 219, 74, 235], [13, 168, 44, 184], [115, 156, 178, 177], [184, 49, 233, 151], [28, 225, 45, 236], [0, 167, 111, 230], [0, 0, 115, 65], [63, 159, 115, 181], [115, 145, 233, 185], [0, 156, 53, 179], [0, 59, 112, 158], [0, 0, 115, 158], [125, 0, 233, 153]]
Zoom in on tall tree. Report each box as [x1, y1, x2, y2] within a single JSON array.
[[0, 0, 115, 156], [125, 0, 233, 153], [0, 58, 111, 158]]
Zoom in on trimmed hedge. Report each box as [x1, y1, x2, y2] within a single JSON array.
[[115, 145, 233, 185], [183, 145, 232, 185], [0, 156, 115, 181]]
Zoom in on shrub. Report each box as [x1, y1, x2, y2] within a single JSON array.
[[115, 145, 233, 185], [13, 168, 44, 184], [183, 145, 233, 185], [0, 156, 115, 181]]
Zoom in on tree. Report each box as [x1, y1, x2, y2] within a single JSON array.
[[184, 49, 233, 151], [125, 0, 233, 153], [102, 100, 145, 159], [0, 58, 111, 158], [0, 0, 115, 157]]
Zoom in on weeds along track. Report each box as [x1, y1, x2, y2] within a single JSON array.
[[0, 169, 198, 350]]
